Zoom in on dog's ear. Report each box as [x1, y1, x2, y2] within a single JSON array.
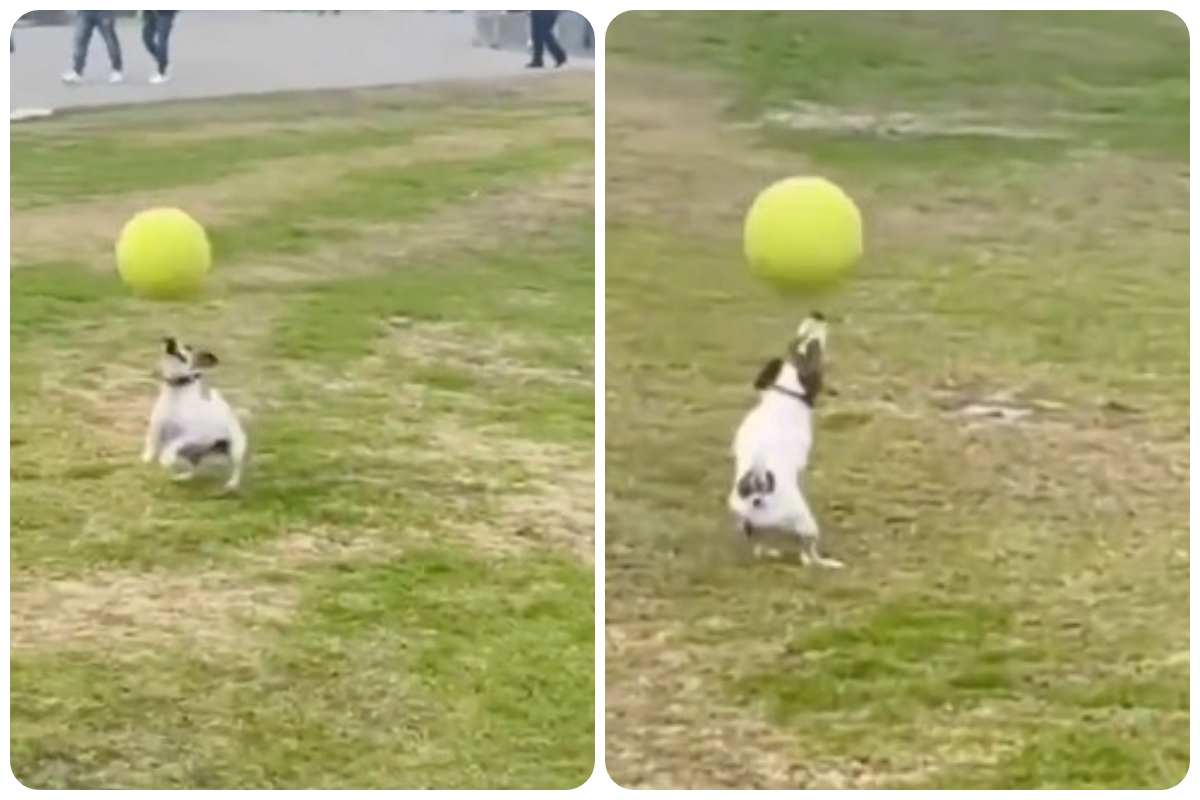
[[753, 358, 783, 390], [194, 351, 219, 369], [164, 337, 179, 356]]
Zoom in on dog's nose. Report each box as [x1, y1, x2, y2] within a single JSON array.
[[752, 497, 764, 508]]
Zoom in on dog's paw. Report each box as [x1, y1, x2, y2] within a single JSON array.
[[171, 471, 196, 482], [816, 557, 845, 569], [140, 449, 155, 464]]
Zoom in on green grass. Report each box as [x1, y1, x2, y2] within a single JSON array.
[[608, 11, 1188, 154], [9, 89, 588, 208], [210, 139, 590, 261], [11, 550, 591, 789], [605, 11, 1187, 790], [10, 78, 594, 788]]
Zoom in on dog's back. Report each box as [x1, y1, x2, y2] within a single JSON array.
[[729, 392, 812, 526]]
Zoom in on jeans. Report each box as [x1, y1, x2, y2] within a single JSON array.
[[141, 11, 177, 75], [72, 11, 123, 74], [529, 10, 565, 66]]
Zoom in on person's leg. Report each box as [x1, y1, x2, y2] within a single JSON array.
[[141, 11, 159, 61], [528, 10, 547, 67], [71, 12, 97, 76], [543, 11, 567, 67], [155, 12, 177, 75], [97, 11, 123, 73]]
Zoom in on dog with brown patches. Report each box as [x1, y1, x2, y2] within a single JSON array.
[[727, 312, 842, 568], [142, 337, 248, 492]]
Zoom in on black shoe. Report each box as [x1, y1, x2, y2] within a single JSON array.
[[525, 60, 544, 69], [554, 56, 567, 68]]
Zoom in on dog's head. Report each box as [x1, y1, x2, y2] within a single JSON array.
[[752, 311, 828, 405], [160, 337, 218, 383]]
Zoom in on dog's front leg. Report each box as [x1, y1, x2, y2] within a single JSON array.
[[222, 428, 248, 493], [141, 409, 165, 463], [157, 437, 187, 470]]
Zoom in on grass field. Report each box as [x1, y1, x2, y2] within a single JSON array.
[[604, 12, 1188, 789], [10, 76, 594, 789]]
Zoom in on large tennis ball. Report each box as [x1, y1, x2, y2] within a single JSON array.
[[743, 176, 863, 293], [115, 208, 212, 300]]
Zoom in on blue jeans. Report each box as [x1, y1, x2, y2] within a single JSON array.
[[72, 11, 123, 74], [529, 10, 565, 66], [141, 11, 177, 75]]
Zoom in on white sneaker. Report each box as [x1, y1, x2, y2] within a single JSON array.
[[108, 71, 124, 84], [61, 70, 82, 84], [149, 72, 169, 85]]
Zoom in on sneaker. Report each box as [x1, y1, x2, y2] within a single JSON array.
[[149, 72, 169, 84], [108, 71, 124, 84], [60, 70, 82, 84]]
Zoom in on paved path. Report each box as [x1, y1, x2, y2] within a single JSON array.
[[10, 11, 592, 114]]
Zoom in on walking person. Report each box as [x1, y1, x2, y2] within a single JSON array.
[[61, 10, 123, 84], [141, 10, 178, 83], [527, 10, 566, 69]]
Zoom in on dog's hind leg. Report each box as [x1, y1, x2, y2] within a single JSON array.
[[223, 428, 248, 492], [157, 437, 187, 470], [735, 517, 766, 559], [799, 535, 843, 569], [793, 491, 844, 569]]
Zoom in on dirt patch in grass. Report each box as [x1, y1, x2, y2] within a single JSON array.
[[253, 529, 394, 568], [388, 319, 592, 389], [425, 420, 594, 563], [761, 102, 1069, 140], [10, 570, 299, 655], [606, 612, 828, 788]]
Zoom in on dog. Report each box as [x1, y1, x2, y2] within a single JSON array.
[[727, 312, 842, 568], [141, 337, 248, 492]]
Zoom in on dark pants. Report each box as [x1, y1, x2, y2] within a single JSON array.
[[72, 11, 123, 74], [529, 10, 565, 66], [141, 11, 177, 75]]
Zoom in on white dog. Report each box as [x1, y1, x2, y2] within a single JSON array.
[[141, 337, 248, 492], [727, 313, 842, 568]]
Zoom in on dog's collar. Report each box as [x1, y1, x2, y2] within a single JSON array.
[[768, 385, 811, 406], [165, 373, 202, 387]]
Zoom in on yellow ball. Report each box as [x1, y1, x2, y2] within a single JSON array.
[[743, 176, 863, 293], [115, 208, 212, 300]]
